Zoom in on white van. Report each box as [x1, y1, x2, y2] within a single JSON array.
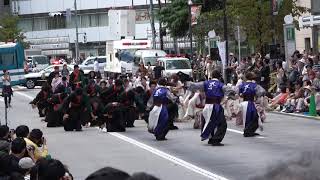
[[157, 57, 192, 77], [27, 55, 50, 72], [134, 50, 167, 68], [79, 56, 107, 73]]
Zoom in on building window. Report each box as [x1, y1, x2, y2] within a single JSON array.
[[18, 18, 33, 32], [80, 15, 90, 28], [48, 15, 66, 30], [4, 0, 10, 6], [90, 14, 99, 27], [33, 18, 48, 31], [98, 13, 108, 26]]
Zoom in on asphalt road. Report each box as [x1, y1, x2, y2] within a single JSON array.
[[1, 87, 320, 180]]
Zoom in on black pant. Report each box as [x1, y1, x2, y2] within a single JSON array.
[[124, 106, 136, 127], [155, 122, 170, 140], [64, 107, 87, 131], [167, 103, 178, 128], [106, 106, 126, 132], [4, 95, 11, 108]]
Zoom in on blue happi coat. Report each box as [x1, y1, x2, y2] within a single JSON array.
[[148, 87, 169, 136], [239, 82, 259, 131], [201, 80, 225, 140]]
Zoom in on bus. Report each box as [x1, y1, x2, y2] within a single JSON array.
[[0, 43, 26, 88], [104, 39, 151, 77]]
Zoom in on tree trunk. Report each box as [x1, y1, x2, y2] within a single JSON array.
[[149, 0, 156, 49], [158, 0, 164, 50]]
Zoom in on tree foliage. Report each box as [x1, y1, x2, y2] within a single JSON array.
[[0, 14, 28, 48], [157, 0, 189, 38], [194, 0, 308, 53]]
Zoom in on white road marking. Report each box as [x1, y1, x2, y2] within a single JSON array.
[[110, 132, 229, 180], [0, 98, 3, 102], [227, 128, 243, 134]]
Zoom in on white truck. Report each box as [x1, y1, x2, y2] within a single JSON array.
[[104, 39, 151, 77]]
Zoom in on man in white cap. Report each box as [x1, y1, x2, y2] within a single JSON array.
[[205, 55, 214, 79]]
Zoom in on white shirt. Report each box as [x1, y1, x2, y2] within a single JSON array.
[[2, 75, 10, 86], [94, 60, 99, 72]]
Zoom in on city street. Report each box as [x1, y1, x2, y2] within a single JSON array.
[[1, 88, 320, 180]]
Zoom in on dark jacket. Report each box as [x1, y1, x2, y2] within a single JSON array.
[[0, 139, 10, 154]]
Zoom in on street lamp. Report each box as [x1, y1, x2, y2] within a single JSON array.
[[188, 0, 193, 55]]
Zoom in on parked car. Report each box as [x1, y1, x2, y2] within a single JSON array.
[[24, 65, 74, 89], [79, 56, 106, 73], [157, 57, 193, 78]]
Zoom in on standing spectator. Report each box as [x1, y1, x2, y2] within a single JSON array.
[[61, 64, 70, 78], [48, 66, 60, 86], [51, 72, 62, 93], [2, 70, 13, 108], [93, 58, 102, 81], [205, 56, 214, 80], [153, 61, 164, 80], [260, 59, 271, 92], [276, 60, 287, 92], [69, 65, 85, 90], [0, 125, 10, 154], [146, 62, 153, 77]]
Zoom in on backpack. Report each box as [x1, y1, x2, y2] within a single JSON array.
[[289, 70, 300, 83]]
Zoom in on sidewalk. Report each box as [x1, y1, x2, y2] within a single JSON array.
[[269, 111, 320, 121]]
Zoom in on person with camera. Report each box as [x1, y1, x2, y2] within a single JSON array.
[[24, 129, 48, 161], [0, 125, 11, 154], [2, 70, 13, 108], [9, 138, 35, 174]]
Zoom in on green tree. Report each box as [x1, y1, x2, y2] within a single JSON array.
[[194, 0, 308, 54], [0, 14, 28, 48], [157, 0, 190, 38]]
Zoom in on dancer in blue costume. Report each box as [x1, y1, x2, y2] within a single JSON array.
[[148, 78, 178, 141], [239, 72, 265, 137], [189, 70, 229, 146]]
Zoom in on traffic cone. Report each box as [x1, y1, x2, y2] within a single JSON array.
[[309, 94, 317, 116]]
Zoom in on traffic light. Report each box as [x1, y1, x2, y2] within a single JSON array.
[[83, 33, 87, 43], [202, 0, 224, 12]]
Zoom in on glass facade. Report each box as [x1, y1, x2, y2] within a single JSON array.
[[18, 13, 109, 32]]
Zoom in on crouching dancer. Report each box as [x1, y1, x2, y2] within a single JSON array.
[[148, 78, 178, 141], [60, 88, 95, 131], [188, 70, 228, 146]]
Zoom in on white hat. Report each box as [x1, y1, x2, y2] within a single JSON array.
[[229, 53, 234, 56], [19, 157, 35, 169], [299, 59, 306, 64]]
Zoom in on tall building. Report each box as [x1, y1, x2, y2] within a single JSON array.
[[0, 0, 11, 17], [13, 0, 159, 60], [295, 0, 320, 53]]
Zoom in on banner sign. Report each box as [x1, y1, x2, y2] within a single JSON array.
[[191, 5, 202, 26]]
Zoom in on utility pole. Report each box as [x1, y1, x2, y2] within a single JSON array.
[[74, 0, 80, 63], [149, 0, 156, 49], [270, 0, 275, 45], [223, 0, 228, 82], [158, 0, 164, 50], [188, 0, 193, 55]]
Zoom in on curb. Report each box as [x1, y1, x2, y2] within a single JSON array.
[[269, 111, 320, 121]]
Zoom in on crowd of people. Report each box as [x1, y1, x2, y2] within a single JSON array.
[[3, 49, 320, 179], [0, 124, 160, 179]]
